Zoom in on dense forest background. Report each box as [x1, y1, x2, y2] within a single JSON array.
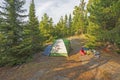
[[0, 0, 120, 66]]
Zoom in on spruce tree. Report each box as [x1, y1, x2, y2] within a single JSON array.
[[0, 0, 27, 66], [68, 14, 72, 36], [39, 13, 54, 43], [87, 0, 120, 47], [56, 16, 65, 38], [29, 0, 40, 51], [64, 14, 68, 36], [72, 0, 87, 35]]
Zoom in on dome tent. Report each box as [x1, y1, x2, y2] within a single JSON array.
[[43, 39, 71, 57]]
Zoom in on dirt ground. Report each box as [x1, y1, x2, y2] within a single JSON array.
[[0, 35, 120, 80]]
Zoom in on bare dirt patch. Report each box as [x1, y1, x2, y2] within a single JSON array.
[[0, 35, 120, 80]]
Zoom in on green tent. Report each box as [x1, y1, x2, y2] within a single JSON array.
[[50, 39, 70, 57]]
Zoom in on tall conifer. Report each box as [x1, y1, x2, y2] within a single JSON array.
[[29, 0, 40, 51], [0, 0, 27, 66], [72, 0, 86, 35]]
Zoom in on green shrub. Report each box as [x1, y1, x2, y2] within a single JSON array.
[[84, 34, 97, 49]]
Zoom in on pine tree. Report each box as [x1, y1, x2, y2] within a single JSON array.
[[29, 0, 40, 51], [72, 0, 87, 35], [0, 0, 27, 66], [87, 0, 118, 30], [39, 13, 53, 43], [57, 16, 66, 38], [68, 14, 73, 36], [54, 15, 72, 38], [48, 18, 54, 41], [87, 0, 120, 47], [64, 14, 68, 36]]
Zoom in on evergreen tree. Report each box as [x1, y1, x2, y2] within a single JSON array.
[[64, 14, 69, 36], [48, 18, 54, 41], [87, 0, 120, 47], [87, 0, 118, 30], [72, 0, 87, 35], [0, 0, 27, 66], [68, 14, 73, 36], [29, 0, 40, 51], [56, 16, 66, 38], [54, 14, 72, 38], [39, 13, 54, 43]]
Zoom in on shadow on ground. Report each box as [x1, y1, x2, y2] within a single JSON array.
[[0, 36, 120, 80]]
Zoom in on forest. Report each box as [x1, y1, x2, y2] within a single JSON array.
[[0, 0, 120, 66]]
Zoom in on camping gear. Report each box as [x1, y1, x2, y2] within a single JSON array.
[[86, 50, 92, 55], [94, 51, 100, 58], [80, 48, 86, 56], [92, 49, 100, 58], [83, 47, 89, 51], [43, 39, 71, 57], [82, 47, 90, 55]]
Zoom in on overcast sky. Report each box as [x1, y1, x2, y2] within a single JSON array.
[[0, 0, 89, 24], [25, 0, 89, 23]]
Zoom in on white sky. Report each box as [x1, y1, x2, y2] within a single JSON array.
[[0, 0, 89, 24]]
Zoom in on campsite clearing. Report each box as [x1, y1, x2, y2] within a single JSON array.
[[0, 35, 120, 80]]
